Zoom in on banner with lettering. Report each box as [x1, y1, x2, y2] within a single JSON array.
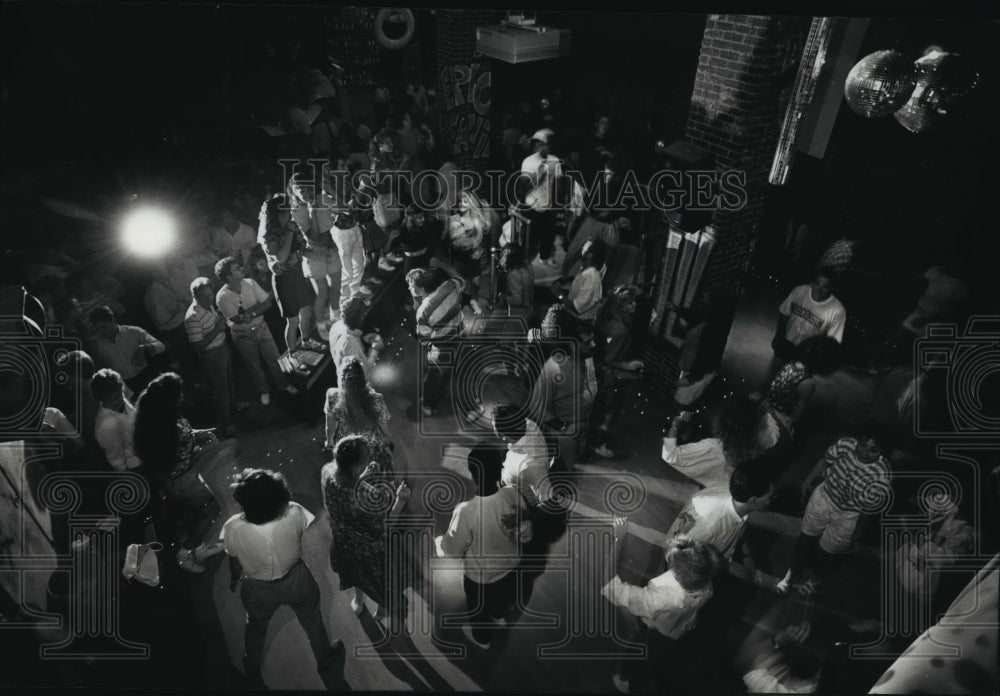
[[437, 62, 493, 162]]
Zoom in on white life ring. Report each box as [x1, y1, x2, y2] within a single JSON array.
[[375, 8, 414, 50]]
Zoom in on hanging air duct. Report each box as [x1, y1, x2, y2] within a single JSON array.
[[476, 14, 570, 64]]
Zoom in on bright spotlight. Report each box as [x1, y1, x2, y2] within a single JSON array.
[[121, 206, 176, 258]]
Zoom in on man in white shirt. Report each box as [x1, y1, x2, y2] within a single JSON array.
[[215, 257, 299, 406], [773, 268, 846, 365], [492, 403, 552, 505], [221, 468, 342, 683], [665, 464, 776, 566], [520, 128, 561, 187], [603, 533, 726, 694], [208, 207, 257, 268], [90, 369, 142, 473], [435, 456, 533, 649], [88, 305, 167, 395], [185, 277, 236, 437]]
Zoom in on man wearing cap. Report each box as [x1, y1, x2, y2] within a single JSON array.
[[520, 129, 561, 188], [520, 129, 565, 263]]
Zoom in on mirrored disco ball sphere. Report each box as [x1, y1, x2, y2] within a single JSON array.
[[844, 50, 916, 117], [894, 50, 980, 133]]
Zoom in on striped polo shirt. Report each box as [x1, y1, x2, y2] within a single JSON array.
[[416, 280, 463, 341], [822, 437, 891, 513], [184, 301, 226, 351]]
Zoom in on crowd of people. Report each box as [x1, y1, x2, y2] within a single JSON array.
[[12, 73, 993, 694]]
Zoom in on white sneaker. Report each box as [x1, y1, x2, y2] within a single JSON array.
[[357, 285, 374, 296], [316, 321, 331, 342], [386, 251, 404, 264], [378, 257, 395, 272], [260, 393, 271, 406], [594, 444, 616, 459]]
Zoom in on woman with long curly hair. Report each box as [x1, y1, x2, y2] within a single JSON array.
[[258, 193, 316, 350], [444, 189, 499, 315], [133, 372, 227, 573], [763, 334, 842, 437], [321, 434, 409, 630], [323, 356, 391, 450]]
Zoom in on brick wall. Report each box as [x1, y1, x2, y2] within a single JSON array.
[[434, 10, 505, 173], [686, 14, 809, 290], [643, 14, 808, 389]]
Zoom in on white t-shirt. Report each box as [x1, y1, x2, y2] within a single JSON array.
[[520, 152, 562, 186], [216, 278, 269, 332], [778, 284, 846, 345], [500, 419, 552, 502], [435, 488, 532, 583], [221, 502, 315, 581], [665, 487, 746, 560], [209, 223, 257, 265]]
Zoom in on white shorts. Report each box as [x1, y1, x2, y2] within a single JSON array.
[[801, 482, 860, 554], [301, 246, 341, 279]]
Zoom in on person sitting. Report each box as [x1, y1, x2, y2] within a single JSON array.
[[88, 305, 167, 395], [398, 205, 444, 277], [444, 190, 498, 315], [563, 238, 608, 323], [222, 468, 344, 685], [589, 285, 644, 458]]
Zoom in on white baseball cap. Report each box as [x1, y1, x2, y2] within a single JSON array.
[[531, 128, 554, 144]]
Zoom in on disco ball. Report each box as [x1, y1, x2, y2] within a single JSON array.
[[894, 50, 980, 133], [843, 50, 916, 118]]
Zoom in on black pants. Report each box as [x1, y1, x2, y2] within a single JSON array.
[[241, 560, 333, 678], [462, 571, 518, 644]]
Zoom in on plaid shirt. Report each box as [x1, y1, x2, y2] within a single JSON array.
[[822, 437, 891, 513]]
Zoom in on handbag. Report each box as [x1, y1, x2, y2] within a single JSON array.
[[122, 541, 163, 587]]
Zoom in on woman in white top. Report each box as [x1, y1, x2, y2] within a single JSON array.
[[565, 238, 608, 323]]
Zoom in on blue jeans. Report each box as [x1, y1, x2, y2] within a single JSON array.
[[231, 324, 288, 395]]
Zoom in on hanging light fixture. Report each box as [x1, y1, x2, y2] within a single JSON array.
[[843, 49, 916, 117], [894, 50, 980, 133]]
